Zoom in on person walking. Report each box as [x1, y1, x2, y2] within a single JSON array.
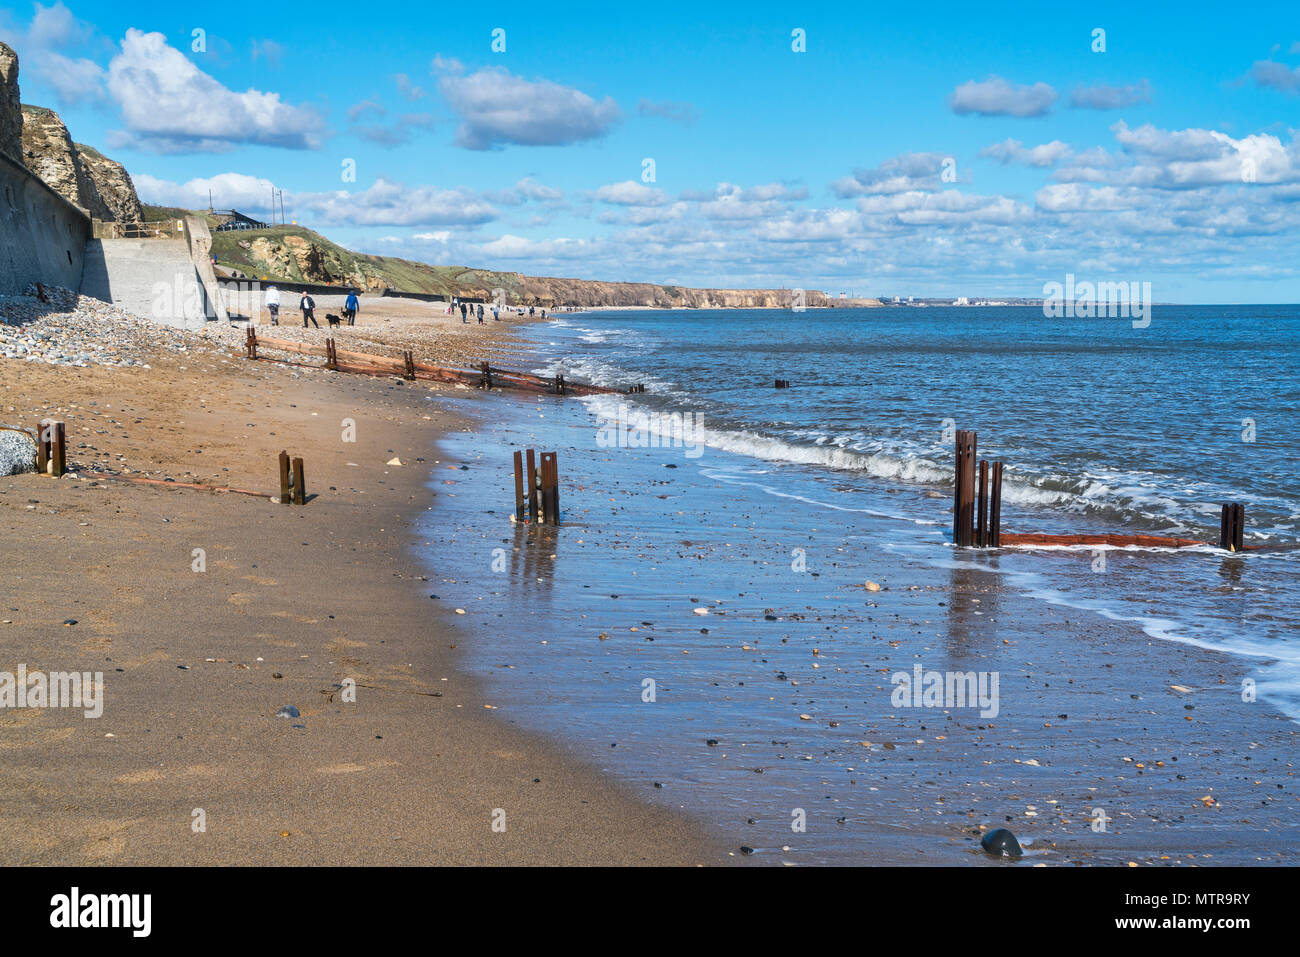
[[492, 305, 500, 321], [343, 289, 359, 326], [264, 284, 280, 325], [300, 292, 318, 328], [477, 303, 484, 324], [460, 302, 468, 323]]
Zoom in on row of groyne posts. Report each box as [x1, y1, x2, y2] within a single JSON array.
[[244, 328, 644, 396], [952, 429, 1248, 552]]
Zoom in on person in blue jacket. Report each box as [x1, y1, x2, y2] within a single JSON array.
[[343, 290, 359, 326]]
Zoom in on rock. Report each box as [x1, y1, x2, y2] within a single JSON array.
[[387, 457, 402, 466], [275, 705, 300, 719], [980, 827, 1023, 858], [17, 102, 144, 224], [865, 581, 882, 592], [0, 427, 36, 476], [0, 42, 21, 163]]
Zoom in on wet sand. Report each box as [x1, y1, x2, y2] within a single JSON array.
[[0, 320, 727, 864], [424, 396, 1300, 865]]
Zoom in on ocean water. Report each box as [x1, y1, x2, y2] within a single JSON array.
[[418, 306, 1300, 864], [527, 306, 1300, 715]]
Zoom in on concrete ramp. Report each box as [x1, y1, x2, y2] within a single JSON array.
[[80, 239, 209, 329]]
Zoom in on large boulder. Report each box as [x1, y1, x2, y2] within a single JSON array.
[[0, 427, 37, 476], [0, 42, 21, 163]]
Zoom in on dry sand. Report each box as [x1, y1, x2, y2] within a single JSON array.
[[0, 316, 727, 864]]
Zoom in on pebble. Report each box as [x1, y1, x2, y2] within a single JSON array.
[[0, 284, 211, 368], [980, 827, 1023, 858]]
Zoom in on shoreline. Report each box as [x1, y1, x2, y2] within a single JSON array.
[[0, 312, 729, 864], [420, 316, 1300, 866]]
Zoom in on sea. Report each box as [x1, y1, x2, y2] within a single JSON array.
[[420, 305, 1300, 864]]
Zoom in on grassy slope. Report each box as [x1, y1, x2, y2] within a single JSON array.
[[144, 205, 517, 296]]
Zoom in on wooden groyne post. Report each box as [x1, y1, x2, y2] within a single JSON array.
[[245, 327, 258, 359], [953, 429, 1003, 548], [513, 448, 559, 525], [278, 451, 306, 505], [36, 419, 66, 477], [325, 338, 339, 371], [1219, 503, 1245, 552]]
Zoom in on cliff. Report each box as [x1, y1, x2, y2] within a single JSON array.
[[20, 105, 144, 224], [204, 221, 878, 309], [0, 42, 22, 163]]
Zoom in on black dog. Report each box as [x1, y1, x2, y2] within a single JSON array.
[[326, 314, 342, 328]]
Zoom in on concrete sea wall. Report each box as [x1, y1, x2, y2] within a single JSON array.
[[0, 148, 90, 295]]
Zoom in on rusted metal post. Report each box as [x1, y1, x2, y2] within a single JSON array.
[[403, 351, 416, 381], [325, 338, 339, 371], [36, 419, 50, 473], [480, 362, 493, 389], [513, 450, 525, 522], [526, 448, 539, 524], [977, 459, 989, 547], [279, 451, 291, 504], [1219, 503, 1233, 551], [246, 326, 257, 359], [51, 421, 65, 477], [553, 374, 566, 395], [292, 457, 306, 505], [989, 462, 1003, 547], [540, 451, 559, 524], [1233, 503, 1245, 552], [953, 430, 977, 546]]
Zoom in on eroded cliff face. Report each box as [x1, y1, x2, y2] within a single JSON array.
[[74, 143, 145, 224], [242, 236, 386, 290], [493, 275, 836, 309], [19, 106, 144, 223], [0, 42, 23, 163]]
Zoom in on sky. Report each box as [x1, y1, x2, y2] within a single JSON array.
[[1, 0, 1298, 302]]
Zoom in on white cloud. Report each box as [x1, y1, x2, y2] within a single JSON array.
[[1251, 60, 1300, 94], [295, 178, 497, 226], [1110, 121, 1299, 187], [8, 1, 107, 105], [106, 29, 326, 152], [1069, 80, 1152, 110], [436, 65, 620, 150], [980, 138, 1072, 167], [832, 153, 956, 197], [134, 171, 277, 211], [394, 73, 427, 100], [250, 39, 283, 70], [637, 98, 697, 125], [949, 76, 1057, 117], [593, 180, 667, 206]]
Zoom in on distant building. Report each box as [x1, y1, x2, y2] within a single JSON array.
[[212, 209, 271, 232]]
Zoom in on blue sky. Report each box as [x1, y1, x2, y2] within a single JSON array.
[[2, 0, 1299, 300]]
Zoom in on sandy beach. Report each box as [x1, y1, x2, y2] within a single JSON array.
[[0, 300, 725, 865]]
